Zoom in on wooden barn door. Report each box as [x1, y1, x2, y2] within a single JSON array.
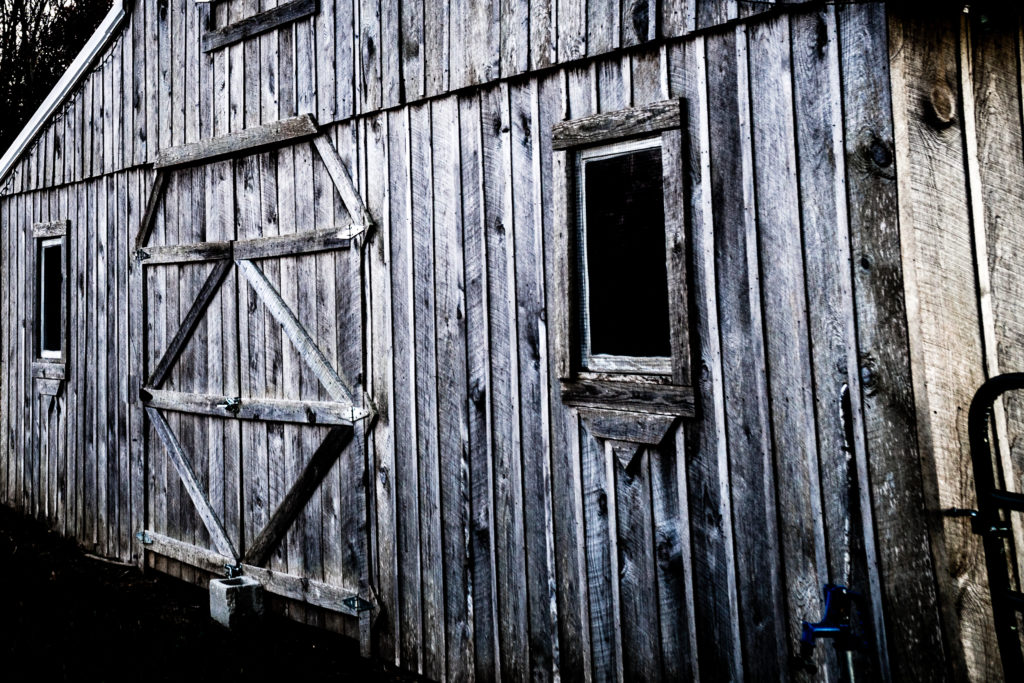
[[131, 127, 376, 643]]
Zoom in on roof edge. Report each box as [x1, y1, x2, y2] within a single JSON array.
[[0, 1, 130, 188]]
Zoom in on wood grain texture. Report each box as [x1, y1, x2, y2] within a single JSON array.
[[155, 115, 318, 169], [146, 406, 238, 561], [243, 426, 353, 567], [552, 98, 682, 149], [458, 91, 500, 682], [481, 83, 529, 683], [849, 4, 945, 680], [202, 0, 317, 52], [147, 259, 232, 389], [748, 13, 829, 678], [236, 258, 358, 405], [430, 95, 474, 682], [3, 5, 994, 682], [706, 26, 786, 679], [968, 8, 1024, 629]]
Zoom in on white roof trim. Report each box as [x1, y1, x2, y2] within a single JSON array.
[[0, 1, 129, 187]]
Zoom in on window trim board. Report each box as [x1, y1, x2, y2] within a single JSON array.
[[551, 99, 692, 418], [31, 220, 68, 367]]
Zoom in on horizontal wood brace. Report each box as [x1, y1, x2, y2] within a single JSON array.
[[141, 388, 368, 424], [32, 219, 69, 238], [36, 378, 62, 397], [552, 98, 683, 150], [137, 226, 361, 265], [138, 239, 232, 264], [202, 0, 317, 53], [233, 224, 360, 259], [154, 114, 318, 169], [561, 378, 696, 417], [140, 530, 370, 618]]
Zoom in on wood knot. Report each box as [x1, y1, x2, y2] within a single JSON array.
[[631, 0, 649, 41], [929, 84, 957, 126]]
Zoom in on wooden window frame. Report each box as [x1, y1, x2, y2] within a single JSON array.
[[552, 99, 693, 418], [32, 220, 69, 374]]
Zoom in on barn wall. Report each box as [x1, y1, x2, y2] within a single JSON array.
[[1, 0, 797, 200], [355, 3, 929, 681], [889, 6, 1024, 682], [0, 2, 962, 682], [1, 167, 142, 559]]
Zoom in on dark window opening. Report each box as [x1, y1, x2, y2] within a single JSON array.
[[39, 240, 63, 357], [578, 141, 671, 370]]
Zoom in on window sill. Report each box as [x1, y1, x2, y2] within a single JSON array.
[[31, 360, 66, 380], [560, 377, 694, 418]]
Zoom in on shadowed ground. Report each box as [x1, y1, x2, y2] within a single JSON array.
[[0, 504, 418, 682]]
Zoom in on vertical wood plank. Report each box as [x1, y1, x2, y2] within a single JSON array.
[[424, 0, 449, 97], [615, 449, 660, 680], [129, 169, 147, 565], [316, 0, 337, 121], [380, 0, 400, 107], [510, 79, 558, 682], [459, 90, 500, 682], [409, 102, 444, 682], [402, 0, 424, 102], [791, 6, 883, 679], [430, 95, 474, 682], [501, 0, 529, 78], [530, 0, 555, 70], [580, 425, 617, 682], [481, 83, 528, 683], [543, 69, 590, 683], [748, 13, 831, 679], [361, 0, 383, 111], [134, 3, 148, 164], [970, 7, 1024, 597], [706, 26, 786, 679], [588, 0, 619, 57], [389, 106, 423, 673], [557, 0, 586, 63], [279, 8, 296, 119], [365, 110, 398, 663], [847, 3, 944, 679]]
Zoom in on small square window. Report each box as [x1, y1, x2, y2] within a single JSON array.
[[577, 138, 671, 374]]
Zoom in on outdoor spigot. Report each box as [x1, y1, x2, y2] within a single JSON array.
[[800, 584, 866, 664]]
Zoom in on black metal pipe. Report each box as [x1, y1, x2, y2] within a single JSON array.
[[967, 373, 1024, 679]]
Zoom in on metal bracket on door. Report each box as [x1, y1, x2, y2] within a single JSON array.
[[216, 397, 242, 415]]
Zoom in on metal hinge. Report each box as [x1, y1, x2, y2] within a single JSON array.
[[216, 396, 242, 415], [342, 595, 374, 613], [224, 563, 242, 579], [135, 530, 153, 545], [946, 507, 1011, 537]]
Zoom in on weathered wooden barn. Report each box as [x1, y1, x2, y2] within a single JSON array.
[[3, 0, 1024, 680]]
